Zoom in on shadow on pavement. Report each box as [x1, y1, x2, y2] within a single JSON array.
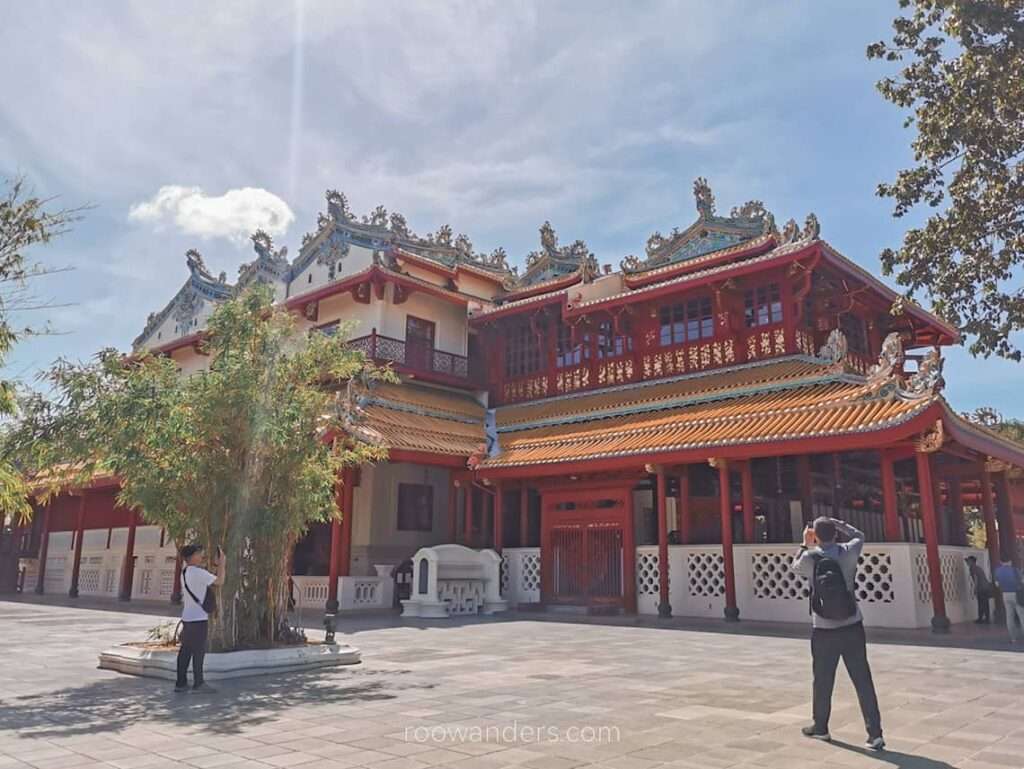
[[831, 739, 955, 769], [0, 665, 433, 740]]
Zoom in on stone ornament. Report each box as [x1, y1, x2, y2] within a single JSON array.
[[917, 419, 945, 453], [817, 328, 848, 364], [694, 177, 716, 218], [906, 348, 945, 397], [868, 332, 905, 384]]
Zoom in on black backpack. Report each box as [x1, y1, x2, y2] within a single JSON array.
[[183, 567, 217, 615], [810, 554, 856, 620]]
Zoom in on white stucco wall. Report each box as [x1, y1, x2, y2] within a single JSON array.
[[348, 462, 453, 575], [376, 287, 469, 356], [288, 243, 376, 297]]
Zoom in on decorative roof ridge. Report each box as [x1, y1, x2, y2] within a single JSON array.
[[359, 393, 483, 426], [132, 249, 233, 349], [941, 401, 1024, 460], [498, 371, 865, 434], [295, 190, 515, 281], [500, 269, 584, 301], [497, 355, 828, 414], [570, 240, 817, 313], [470, 287, 568, 318], [621, 233, 776, 282]]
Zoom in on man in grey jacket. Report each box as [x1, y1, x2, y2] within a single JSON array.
[[791, 517, 884, 750]]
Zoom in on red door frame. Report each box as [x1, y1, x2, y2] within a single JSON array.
[[539, 483, 637, 612]]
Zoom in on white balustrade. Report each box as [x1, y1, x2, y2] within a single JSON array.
[[500, 548, 541, 606], [291, 573, 395, 612]]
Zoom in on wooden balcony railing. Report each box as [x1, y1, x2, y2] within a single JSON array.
[[348, 330, 475, 386]]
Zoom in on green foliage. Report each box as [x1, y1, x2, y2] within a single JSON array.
[[9, 286, 392, 649], [868, 1, 1024, 360], [0, 177, 82, 523]]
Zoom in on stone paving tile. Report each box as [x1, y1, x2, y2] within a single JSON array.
[[3, 600, 1024, 769]]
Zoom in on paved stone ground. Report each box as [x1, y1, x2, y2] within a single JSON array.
[[1, 598, 1023, 769]]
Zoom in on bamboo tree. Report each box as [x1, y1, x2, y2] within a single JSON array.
[[9, 286, 390, 650]]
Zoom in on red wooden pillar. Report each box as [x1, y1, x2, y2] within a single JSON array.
[[118, 511, 139, 601], [916, 451, 949, 632], [996, 472, 1018, 565], [520, 486, 529, 547], [981, 470, 1000, 569], [493, 483, 504, 552], [740, 460, 755, 544], [464, 485, 474, 547], [656, 467, 671, 618], [677, 467, 691, 545], [881, 451, 901, 542], [326, 479, 343, 612], [622, 485, 637, 614], [716, 460, 739, 621], [948, 478, 965, 546], [448, 476, 459, 543], [68, 494, 86, 598], [171, 552, 183, 604], [797, 455, 814, 525], [339, 469, 355, 578]]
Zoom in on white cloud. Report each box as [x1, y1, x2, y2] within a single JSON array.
[[128, 186, 294, 243]]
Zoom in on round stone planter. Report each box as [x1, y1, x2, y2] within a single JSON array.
[[98, 642, 360, 681]]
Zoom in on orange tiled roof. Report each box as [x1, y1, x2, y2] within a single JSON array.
[[482, 359, 937, 469], [349, 381, 485, 456]]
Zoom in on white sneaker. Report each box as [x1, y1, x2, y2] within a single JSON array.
[[865, 736, 885, 751]]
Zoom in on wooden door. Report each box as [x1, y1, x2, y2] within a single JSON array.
[[541, 485, 635, 611], [405, 316, 435, 372]]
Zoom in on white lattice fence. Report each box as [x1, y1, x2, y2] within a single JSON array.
[[502, 548, 541, 604], [687, 551, 725, 597], [855, 552, 895, 604], [636, 547, 661, 614], [751, 551, 807, 600]]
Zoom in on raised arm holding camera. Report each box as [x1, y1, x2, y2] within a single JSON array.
[[791, 516, 884, 751], [175, 544, 224, 694]]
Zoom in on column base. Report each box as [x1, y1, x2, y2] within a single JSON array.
[[930, 615, 951, 633], [325, 598, 340, 614], [170, 591, 182, 605], [657, 601, 672, 619], [69, 588, 79, 598], [118, 591, 132, 602], [34, 585, 45, 595], [724, 605, 740, 622]]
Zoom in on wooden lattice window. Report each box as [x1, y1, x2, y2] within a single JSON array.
[[556, 322, 590, 369], [397, 484, 434, 532], [744, 283, 783, 327], [659, 296, 713, 346], [596, 319, 633, 359], [504, 323, 543, 378]]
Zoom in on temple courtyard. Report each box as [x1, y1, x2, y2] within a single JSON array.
[[1, 599, 1023, 769]]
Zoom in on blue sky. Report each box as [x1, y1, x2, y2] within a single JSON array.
[[2, 0, 1021, 416]]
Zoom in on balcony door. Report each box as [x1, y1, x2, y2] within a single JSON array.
[[405, 315, 435, 372]]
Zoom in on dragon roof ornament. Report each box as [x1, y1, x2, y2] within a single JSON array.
[[520, 221, 598, 286], [300, 189, 514, 278], [863, 332, 945, 401], [621, 178, 782, 275]]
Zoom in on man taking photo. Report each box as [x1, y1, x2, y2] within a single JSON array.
[[176, 544, 224, 694], [791, 517, 883, 751]]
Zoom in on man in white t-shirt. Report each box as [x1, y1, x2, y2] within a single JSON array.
[[175, 544, 224, 693]]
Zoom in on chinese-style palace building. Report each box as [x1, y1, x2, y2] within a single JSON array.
[[4, 180, 1024, 631]]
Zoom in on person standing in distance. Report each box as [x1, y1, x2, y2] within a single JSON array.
[[176, 544, 224, 693], [992, 558, 1024, 643], [791, 517, 884, 751]]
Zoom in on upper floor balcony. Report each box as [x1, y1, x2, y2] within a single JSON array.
[[346, 328, 479, 389]]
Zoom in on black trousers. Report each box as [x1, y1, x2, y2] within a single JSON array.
[[176, 620, 208, 688], [976, 591, 991, 622], [811, 621, 882, 739]]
